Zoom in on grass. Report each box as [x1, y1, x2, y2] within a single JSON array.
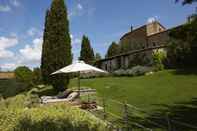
[[1, 70, 197, 130], [0, 81, 110, 131], [70, 70, 197, 110], [70, 70, 197, 130]]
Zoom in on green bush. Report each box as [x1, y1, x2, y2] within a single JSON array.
[[152, 49, 166, 71], [0, 91, 110, 131], [0, 103, 109, 131], [14, 66, 33, 86], [113, 66, 153, 77], [32, 68, 43, 85], [14, 66, 43, 89]]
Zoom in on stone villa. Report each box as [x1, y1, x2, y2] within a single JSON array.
[[96, 21, 177, 72]]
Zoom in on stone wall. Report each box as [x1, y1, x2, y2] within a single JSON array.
[[148, 30, 170, 47], [120, 26, 147, 52], [97, 21, 171, 72], [99, 48, 162, 72], [146, 22, 166, 36]]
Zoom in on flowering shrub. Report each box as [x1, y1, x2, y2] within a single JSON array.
[[113, 66, 153, 76], [0, 94, 110, 131]]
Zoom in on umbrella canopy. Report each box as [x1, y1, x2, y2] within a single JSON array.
[[51, 61, 108, 97], [52, 61, 107, 75]]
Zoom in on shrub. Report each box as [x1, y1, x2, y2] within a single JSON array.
[[14, 66, 33, 87], [113, 66, 152, 77], [152, 49, 167, 71], [129, 66, 152, 76], [0, 90, 110, 131], [113, 69, 127, 76], [32, 68, 42, 85], [0, 103, 110, 131]]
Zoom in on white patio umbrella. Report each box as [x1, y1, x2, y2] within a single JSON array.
[[51, 61, 108, 97]]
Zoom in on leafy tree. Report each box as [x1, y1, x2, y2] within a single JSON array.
[[95, 53, 102, 61], [41, 0, 72, 91], [80, 35, 95, 64], [175, 0, 197, 5], [152, 50, 166, 71], [168, 18, 197, 67], [106, 42, 120, 58], [14, 66, 33, 84], [32, 68, 42, 85]]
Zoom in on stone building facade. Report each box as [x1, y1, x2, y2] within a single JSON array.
[[97, 21, 172, 72]]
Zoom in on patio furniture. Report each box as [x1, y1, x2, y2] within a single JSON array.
[[41, 92, 79, 104]]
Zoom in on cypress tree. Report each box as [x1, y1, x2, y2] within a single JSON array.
[[80, 35, 95, 64], [106, 42, 120, 58], [95, 53, 102, 61], [41, 0, 72, 91]]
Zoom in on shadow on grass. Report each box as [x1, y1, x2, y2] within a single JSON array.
[[138, 98, 197, 131], [172, 68, 197, 75]]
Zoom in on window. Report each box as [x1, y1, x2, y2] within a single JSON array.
[[146, 43, 149, 48], [153, 42, 156, 47]]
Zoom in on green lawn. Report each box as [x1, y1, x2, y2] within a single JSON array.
[[1, 70, 197, 130], [70, 70, 197, 110], [70, 70, 197, 130]]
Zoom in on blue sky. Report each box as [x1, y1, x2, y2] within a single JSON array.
[[0, 0, 196, 70]]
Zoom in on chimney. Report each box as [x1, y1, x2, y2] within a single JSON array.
[[130, 25, 133, 32]]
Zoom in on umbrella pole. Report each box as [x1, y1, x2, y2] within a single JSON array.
[[78, 71, 80, 97]]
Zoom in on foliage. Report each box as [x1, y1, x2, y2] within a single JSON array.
[[14, 66, 33, 85], [168, 19, 197, 68], [14, 66, 32, 83], [175, 0, 197, 5], [32, 68, 42, 85], [0, 79, 27, 98], [106, 42, 120, 58], [113, 66, 153, 76], [41, 0, 72, 91], [152, 50, 166, 71], [0, 96, 109, 131], [70, 69, 197, 114], [95, 53, 102, 61], [80, 35, 95, 65]]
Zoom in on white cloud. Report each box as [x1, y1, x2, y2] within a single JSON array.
[[147, 16, 159, 24], [0, 50, 14, 59], [0, 63, 19, 71], [0, 36, 18, 59], [69, 3, 85, 18], [19, 37, 43, 64], [70, 34, 81, 45], [10, 0, 20, 7], [27, 28, 42, 37], [0, 35, 43, 71], [77, 3, 83, 10], [0, 0, 20, 13], [0, 36, 18, 49], [0, 5, 11, 12]]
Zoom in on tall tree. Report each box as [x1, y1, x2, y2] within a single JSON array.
[[168, 18, 197, 67], [80, 35, 95, 64], [106, 42, 120, 58], [175, 0, 197, 5], [41, 0, 72, 91], [95, 53, 102, 61]]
